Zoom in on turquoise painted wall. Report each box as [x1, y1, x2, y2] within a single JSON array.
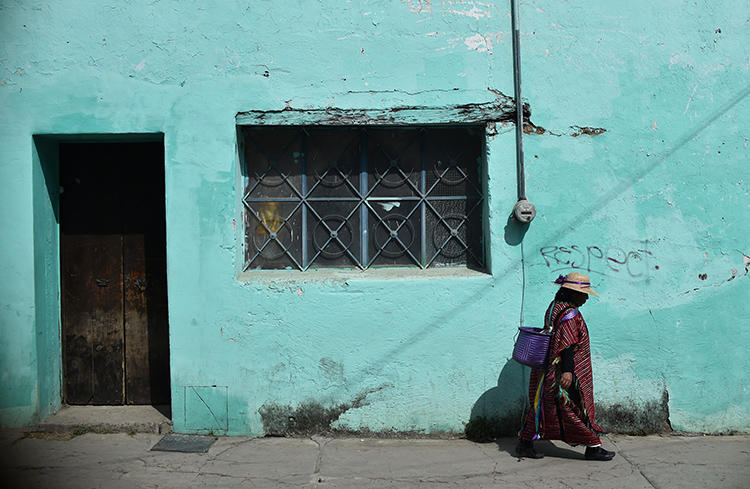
[[1, 1, 747, 434]]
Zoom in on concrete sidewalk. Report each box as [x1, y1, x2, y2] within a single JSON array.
[[2, 430, 748, 489]]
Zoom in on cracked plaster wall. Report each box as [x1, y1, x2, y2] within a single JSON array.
[[0, 1, 748, 434]]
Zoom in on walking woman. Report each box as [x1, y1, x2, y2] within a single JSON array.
[[516, 272, 615, 461]]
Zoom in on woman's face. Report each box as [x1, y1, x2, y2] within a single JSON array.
[[573, 291, 589, 307]]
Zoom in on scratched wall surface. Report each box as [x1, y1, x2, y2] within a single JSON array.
[[1, 1, 747, 434]]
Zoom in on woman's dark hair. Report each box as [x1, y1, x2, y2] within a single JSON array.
[[554, 287, 588, 306]]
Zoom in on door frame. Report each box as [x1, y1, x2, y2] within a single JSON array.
[[32, 133, 169, 417]]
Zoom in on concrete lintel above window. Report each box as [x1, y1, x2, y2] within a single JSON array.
[[235, 100, 516, 126]]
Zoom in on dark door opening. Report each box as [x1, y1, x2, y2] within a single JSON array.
[[60, 142, 170, 407]]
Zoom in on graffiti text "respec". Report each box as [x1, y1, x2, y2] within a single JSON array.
[[539, 245, 656, 278]]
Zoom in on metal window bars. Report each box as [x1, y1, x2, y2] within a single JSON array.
[[240, 126, 485, 271]]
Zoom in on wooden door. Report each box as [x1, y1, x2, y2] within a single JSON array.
[[60, 142, 170, 405]]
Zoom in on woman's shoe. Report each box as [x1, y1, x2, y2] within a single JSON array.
[[584, 446, 615, 461], [516, 440, 544, 459]]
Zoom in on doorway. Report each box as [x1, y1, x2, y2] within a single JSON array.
[[60, 142, 170, 406]]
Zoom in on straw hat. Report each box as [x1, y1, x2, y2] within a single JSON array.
[[554, 272, 600, 296]]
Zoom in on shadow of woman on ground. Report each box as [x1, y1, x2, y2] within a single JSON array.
[[528, 441, 584, 459]]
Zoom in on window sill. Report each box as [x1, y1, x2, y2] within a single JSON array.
[[237, 266, 490, 284]]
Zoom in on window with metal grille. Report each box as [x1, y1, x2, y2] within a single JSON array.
[[239, 126, 485, 271]]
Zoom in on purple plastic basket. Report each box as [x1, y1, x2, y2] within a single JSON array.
[[512, 327, 552, 369]]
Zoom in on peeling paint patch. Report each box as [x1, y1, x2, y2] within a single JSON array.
[[511, 101, 547, 135], [570, 126, 607, 137], [524, 122, 546, 135], [523, 124, 607, 138], [464, 33, 492, 53], [405, 0, 432, 14], [486, 121, 498, 137], [448, 6, 492, 20]]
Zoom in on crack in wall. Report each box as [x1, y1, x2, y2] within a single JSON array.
[[236, 88, 517, 125], [235, 89, 604, 140], [524, 123, 608, 137], [342, 88, 463, 96], [682, 252, 749, 295], [510, 101, 606, 138]]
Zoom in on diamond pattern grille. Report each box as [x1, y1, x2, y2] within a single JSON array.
[[240, 126, 484, 271]]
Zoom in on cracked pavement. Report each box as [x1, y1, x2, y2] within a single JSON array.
[[2, 431, 748, 488]]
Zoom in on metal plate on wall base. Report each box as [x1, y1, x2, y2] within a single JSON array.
[[151, 433, 217, 453]]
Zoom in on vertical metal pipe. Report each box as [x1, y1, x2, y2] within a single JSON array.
[[511, 0, 526, 201]]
